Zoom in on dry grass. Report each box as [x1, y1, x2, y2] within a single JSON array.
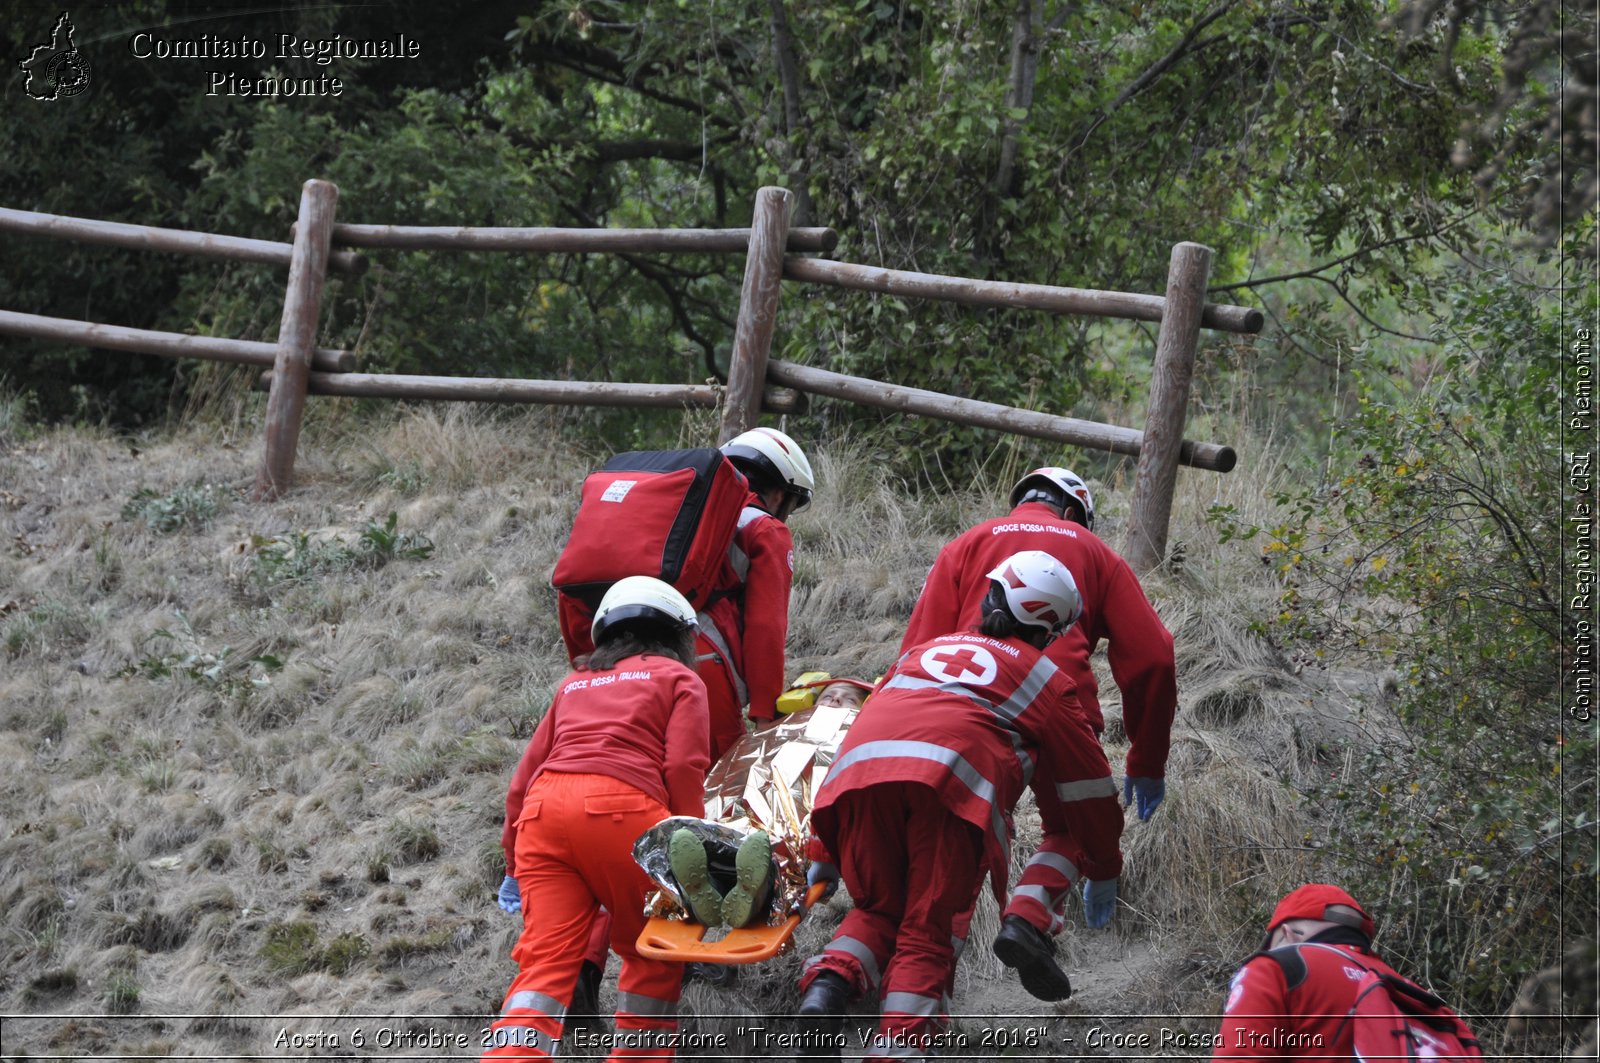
[[0, 402, 1392, 1059]]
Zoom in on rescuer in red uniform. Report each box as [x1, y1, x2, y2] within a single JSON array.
[[1213, 884, 1482, 1061], [506, 429, 815, 1029], [797, 551, 1124, 1057], [900, 466, 1176, 819], [485, 577, 710, 1062], [697, 427, 815, 759]]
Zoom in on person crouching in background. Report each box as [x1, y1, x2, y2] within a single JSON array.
[[485, 577, 710, 1062]]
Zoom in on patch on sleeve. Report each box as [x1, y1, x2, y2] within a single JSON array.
[[787, 548, 795, 572], [1224, 967, 1248, 1012]]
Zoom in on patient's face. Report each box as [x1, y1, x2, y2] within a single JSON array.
[[814, 683, 865, 711]]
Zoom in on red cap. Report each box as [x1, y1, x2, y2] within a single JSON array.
[[1267, 884, 1375, 938]]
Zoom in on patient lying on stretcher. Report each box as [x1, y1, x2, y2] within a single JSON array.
[[632, 675, 872, 929]]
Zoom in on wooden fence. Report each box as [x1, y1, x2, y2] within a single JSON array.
[[0, 180, 1263, 570]]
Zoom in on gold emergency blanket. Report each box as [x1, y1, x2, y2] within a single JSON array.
[[633, 700, 860, 925]]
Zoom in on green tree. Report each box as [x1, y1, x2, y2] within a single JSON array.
[[1, 0, 1582, 458], [1215, 262, 1594, 1012]]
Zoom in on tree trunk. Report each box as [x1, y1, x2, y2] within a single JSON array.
[[768, 0, 814, 227], [994, 0, 1044, 203]]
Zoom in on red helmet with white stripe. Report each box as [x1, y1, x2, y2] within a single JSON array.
[[1010, 467, 1095, 530], [984, 550, 1082, 636]]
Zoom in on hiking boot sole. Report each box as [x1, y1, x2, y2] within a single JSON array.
[[993, 931, 1073, 1001], [669, 829, 723, 927], [721, 830, 773, 928]]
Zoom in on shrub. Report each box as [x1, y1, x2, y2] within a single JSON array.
[[245, 512, 434, 588], [321, 932, 371, 976], [1213, 272, 1594, 1015], [25, 968, 79, 1003], [103, 970, 140, 1014], [259, 921, 322, 976], [3, 599, 91, 658], [353, 511, 435, 566], [121, 485, 227, 533], [0, 382, 36, 445], [386, 820, 442, 866], [118, 626, 285, 699], [375, 927, 454, 963]]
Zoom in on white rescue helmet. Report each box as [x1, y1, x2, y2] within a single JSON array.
[[591, 576, 698, 645], [721, 427, 815, 511], [984, 550, 1083, 636], [1010, 467, 1095, 530]]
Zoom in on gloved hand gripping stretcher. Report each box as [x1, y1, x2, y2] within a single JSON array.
[[631, 674, 871, 964]]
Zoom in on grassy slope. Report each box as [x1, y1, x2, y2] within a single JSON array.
[[0, 403, 1382, 1059]]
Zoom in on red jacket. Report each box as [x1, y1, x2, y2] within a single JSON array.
[[811, 632, 1123, 899], [1214, 940, 1406, 1059], [501, 652, 709, 872], [698, 494, 794, 721], [900, 501, 1176, 779]]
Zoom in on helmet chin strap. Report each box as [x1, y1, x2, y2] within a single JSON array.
[[758, 486, 794, 519]]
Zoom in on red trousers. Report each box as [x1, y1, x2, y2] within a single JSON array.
[[483, 772, 683, 1062], [800, 785, 986, 1057]]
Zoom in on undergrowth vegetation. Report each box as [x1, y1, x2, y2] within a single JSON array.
[[1212, 277, 1594, 1018]]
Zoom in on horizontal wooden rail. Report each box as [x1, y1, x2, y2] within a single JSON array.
[[0, 308, 356, 373], [256, 370, 806, 414], [0, 207, 368, 275], [310, 222, 838, 254], [781, 256, 1263, 335], [765, 358, 1236, 472]]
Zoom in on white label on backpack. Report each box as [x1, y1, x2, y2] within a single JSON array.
[[601, 479, 636, 503]]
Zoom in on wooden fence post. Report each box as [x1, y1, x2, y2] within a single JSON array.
[[1126, 241, 1213, 572], [718, 186, 793, 444], [252, 179, 338, 501]]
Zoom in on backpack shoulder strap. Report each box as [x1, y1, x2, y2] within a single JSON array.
[[1249, 944, 1311, 990]]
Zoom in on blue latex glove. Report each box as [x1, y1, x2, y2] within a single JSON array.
[[1123, 776, 1166, 821], [1082, 877, 1119, 928], [806, 860, 840, 901], [497, 874, 521, 914]]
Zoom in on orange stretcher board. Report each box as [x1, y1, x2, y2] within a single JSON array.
[[636, 883, 828, 965]]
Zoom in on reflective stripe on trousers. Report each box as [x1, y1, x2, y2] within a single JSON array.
[[482, 772, 683, 1062], [803, 785, 984, 1055], [1004, 842, 1085, 935]]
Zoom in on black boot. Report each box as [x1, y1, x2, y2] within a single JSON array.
[[799, 970, 850, 1015], [992, 915, 1072, 1001], [564, 959, 607, 1036], [797, 970, 850, 1058]]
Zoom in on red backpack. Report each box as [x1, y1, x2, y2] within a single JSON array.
[[1287, 944, 1484, 1062], [552, 448, 748, 661]]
